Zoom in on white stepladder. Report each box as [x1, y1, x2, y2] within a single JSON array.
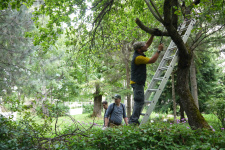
[[140, 19, 196, 126]]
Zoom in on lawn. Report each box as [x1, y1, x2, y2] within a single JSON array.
[[17, 111, 223, 132]]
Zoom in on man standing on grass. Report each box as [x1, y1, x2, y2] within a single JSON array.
[[128, 35, 164, 125], [102, 101, 108, 127], [104, 94, 128, 127]]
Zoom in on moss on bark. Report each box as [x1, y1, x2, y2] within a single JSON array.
[[177, 55, 210, 129]]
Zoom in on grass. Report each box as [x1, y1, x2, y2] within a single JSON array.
[[16, 111, 224, 133]]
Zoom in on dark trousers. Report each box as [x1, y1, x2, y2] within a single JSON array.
[[128, 84, 145, 124]]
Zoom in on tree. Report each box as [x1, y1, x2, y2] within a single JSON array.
[[134, 0, 225, 129], [2, 0, 224, 130], [90, 0, 224, 129]]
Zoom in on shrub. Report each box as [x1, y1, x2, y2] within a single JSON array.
[[0, 115, 36, 149], [66, 122, 225, 149], [83, 104, 94, 114], [37, 102, 69, 118], [206, 98, 225, 128]]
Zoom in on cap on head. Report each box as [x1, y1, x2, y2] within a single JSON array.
[[112, 94, 121, 99], [133, 42, 146, 51]]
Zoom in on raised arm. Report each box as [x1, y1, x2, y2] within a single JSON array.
[[146, 35, 154, 48], [148, 43, 163, 64]]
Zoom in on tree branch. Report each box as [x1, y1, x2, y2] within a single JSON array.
[[163, 0, 189, 57], [171, 0, 178, 29], [144, 0, 163, 23], [149, 0, 164, 22], [135, 18, 169, 36], [191, 24, 225, 50]]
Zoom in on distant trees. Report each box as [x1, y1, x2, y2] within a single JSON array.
[[0, 5, 36, 97]]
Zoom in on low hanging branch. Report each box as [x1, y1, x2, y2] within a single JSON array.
[[135, 18, 169, 36], [91, 0, 114, 46]]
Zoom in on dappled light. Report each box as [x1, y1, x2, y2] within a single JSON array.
[[0, 0, 225, 149]]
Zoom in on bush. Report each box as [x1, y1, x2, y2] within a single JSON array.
[[206, 98, 225, 128], [0, 115, 36, 149], [37, 102, 69, 118], [83, 104, 94, 114], [0, 113, 55, 150], [66, 122, 225, 149]]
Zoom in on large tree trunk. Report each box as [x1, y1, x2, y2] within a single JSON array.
[[163, 0, 210, 129], [92, 82, 102, 117], [177, 57, 209, 129], [190, 55, 199, 109]]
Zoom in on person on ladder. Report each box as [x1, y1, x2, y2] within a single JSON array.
[[128, 35, 164, 125]]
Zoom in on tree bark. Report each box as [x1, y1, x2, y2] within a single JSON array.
[[172, 72, 176, 123], [176, 61, 209, 129], [163, 0, 209, 129], [41, 86, 49, 117], [180, 100, 185, 121], [92, 82, 102, 117], [190, 55, 199, 109], [121, 43, 132, 118]]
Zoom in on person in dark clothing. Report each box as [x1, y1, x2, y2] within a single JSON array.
[[128, 35, 163, 125], [102, 101, 108, 127]]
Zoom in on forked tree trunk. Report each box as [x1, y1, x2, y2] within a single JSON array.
[[92, 82, 102, 117], [163, 0, 210, 130]]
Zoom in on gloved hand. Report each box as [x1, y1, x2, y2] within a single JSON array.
[[153, 28, 162, 36]]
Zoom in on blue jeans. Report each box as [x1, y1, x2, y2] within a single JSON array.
[[128, 84, 145, 124]]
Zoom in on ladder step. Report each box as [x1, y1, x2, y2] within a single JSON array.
[[147, 89, 157, 92], [144, 100, 151, 104], [140, 113, 145, 116], [159, 66, 169, 70], [179, 26, 188, 32], [168, 46, 177, 50], [153, 77, 163, 81], [164, 56, 174, 61]]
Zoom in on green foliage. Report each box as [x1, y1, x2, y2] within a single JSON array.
[[66, 122, 225, 149], [0, 5, 37, 95], [0, 115, 33, 149], [2, 94, 22, 112], [36, 102, 69, 118], [0, 113, 50, 150], [206, 99, 225, 128], [1, 112, 225, 149], [83, 104, 94, 114], [196, 51, 224, 112]]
